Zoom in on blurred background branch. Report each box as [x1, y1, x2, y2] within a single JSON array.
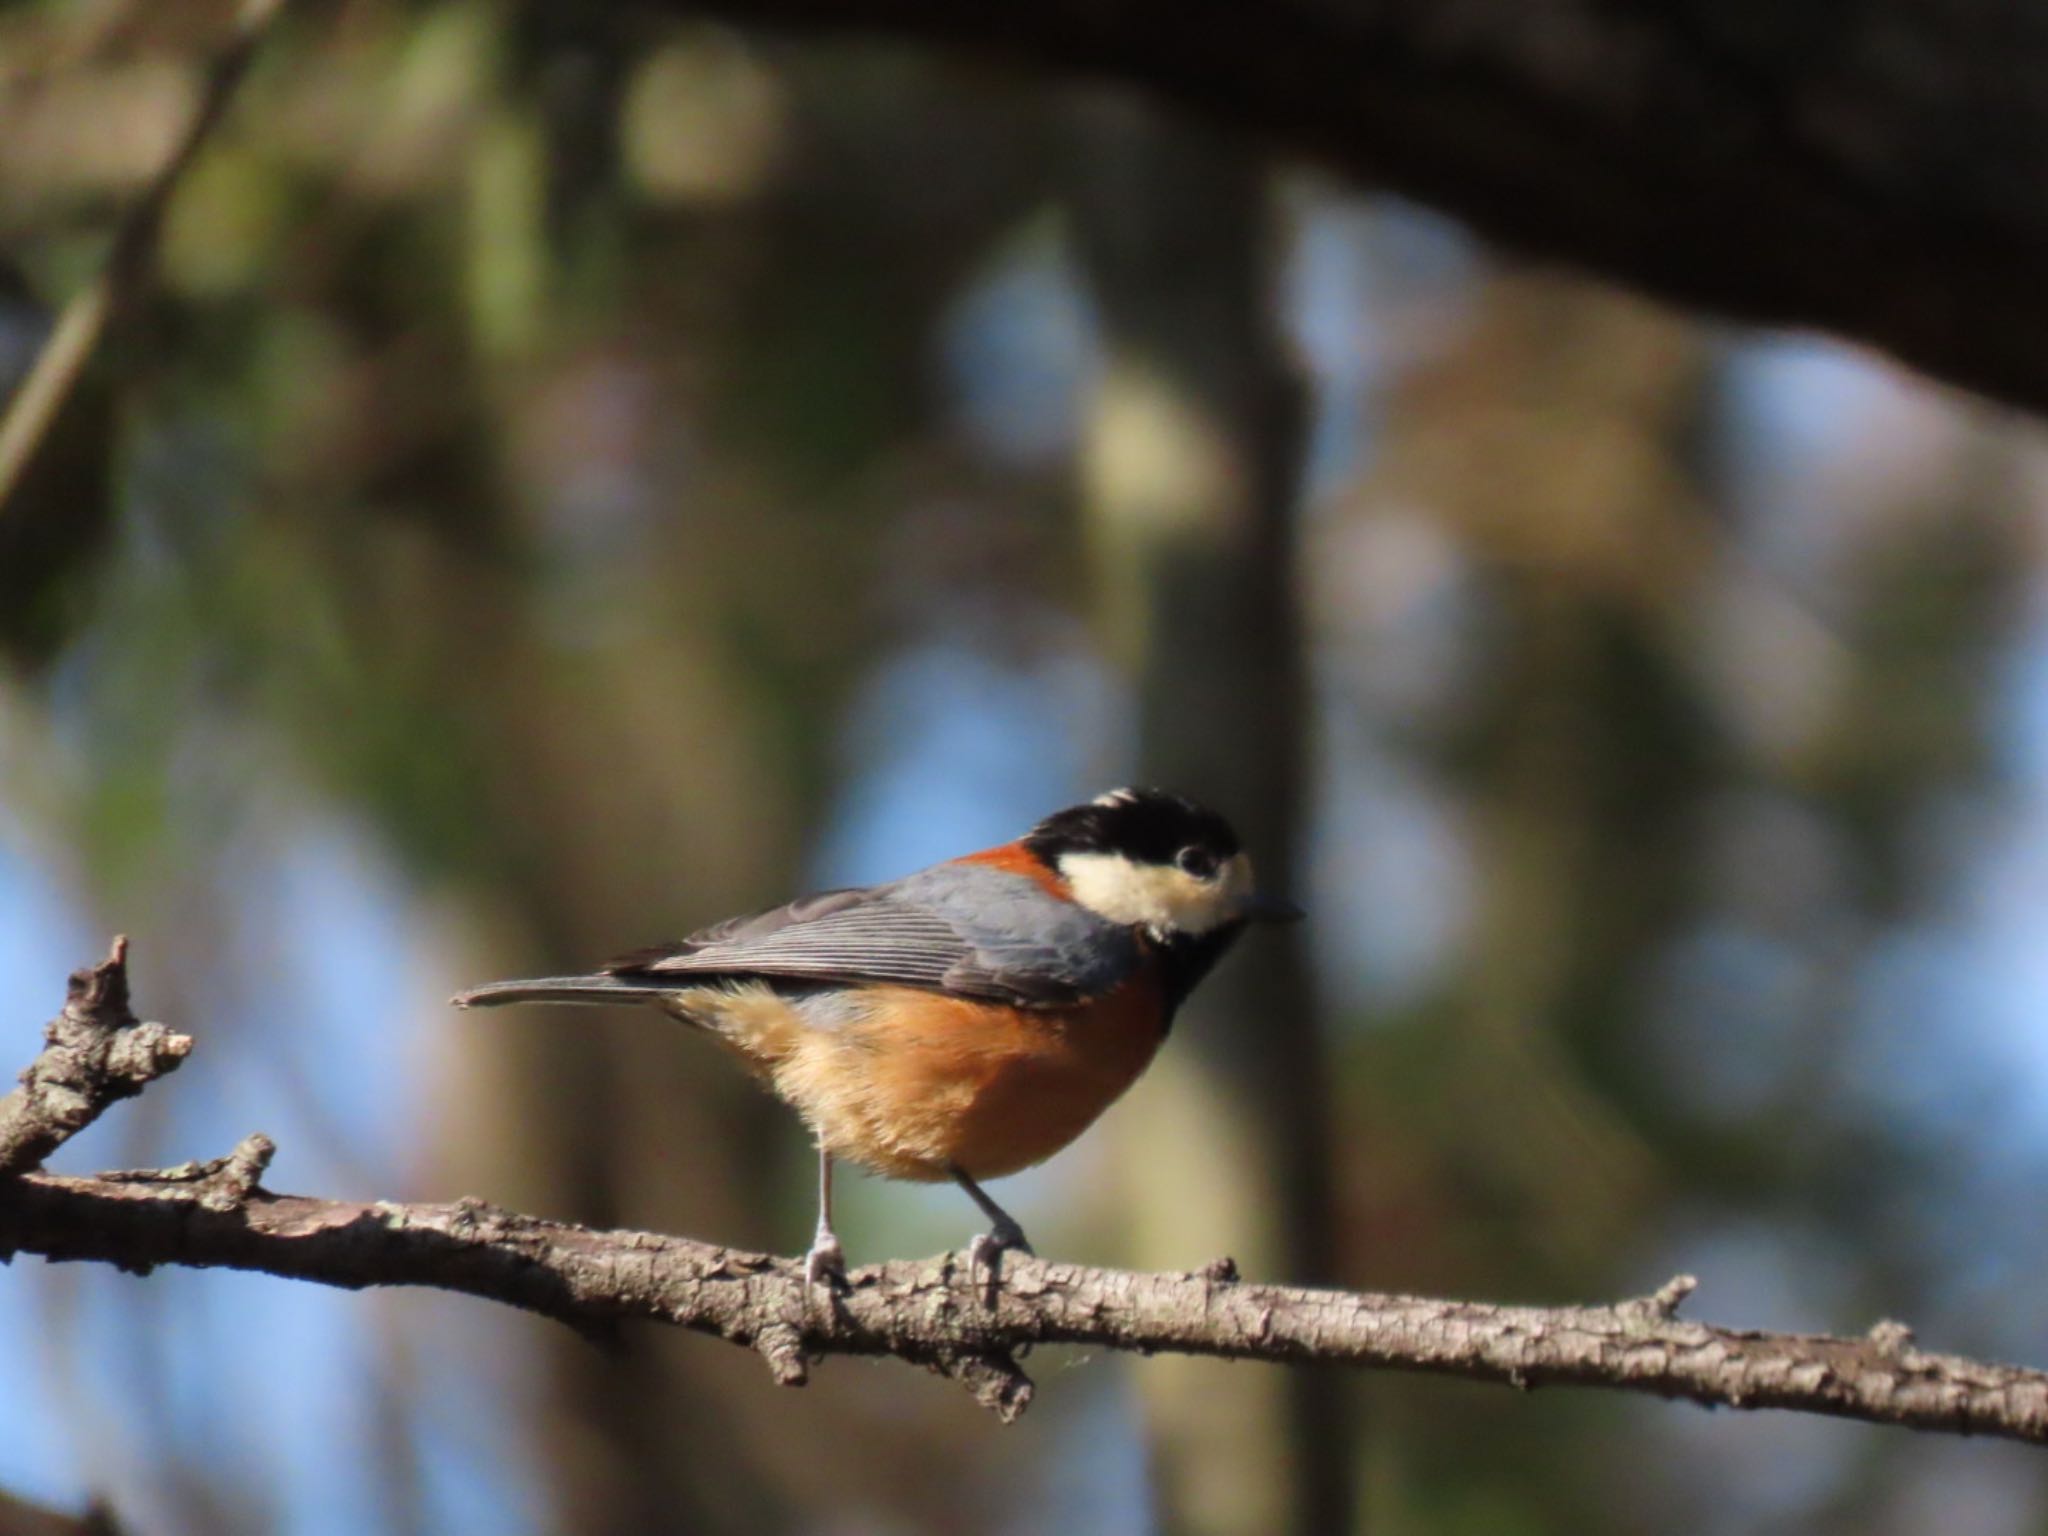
[[0, 0, 285, 517], [650, 0, 2048, 415]]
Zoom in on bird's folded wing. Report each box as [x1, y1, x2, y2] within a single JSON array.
[[604, 868, 1137, 1007]]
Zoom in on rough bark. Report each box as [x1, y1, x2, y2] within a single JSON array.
[[659, 0, 2048, 415], [0, 938, 190, 1176], [10, 1168, 2048, 1441], [6, 942, 2048, 1444]]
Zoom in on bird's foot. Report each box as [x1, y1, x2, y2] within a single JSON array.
[[966, 1217, 1033, 1301], [804, 1231, 847, 1292]]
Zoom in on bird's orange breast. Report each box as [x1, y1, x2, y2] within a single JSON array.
[[755, 975, 1166, 1182]]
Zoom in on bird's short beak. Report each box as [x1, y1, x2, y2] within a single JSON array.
[[1238, 890, 1305, 923]]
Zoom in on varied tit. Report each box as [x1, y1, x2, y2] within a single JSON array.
[[453, 787, 1301, 1285]]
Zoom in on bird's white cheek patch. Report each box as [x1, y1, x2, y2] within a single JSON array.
[[1058, 851, 1251, 934]]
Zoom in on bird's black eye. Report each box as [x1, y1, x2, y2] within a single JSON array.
[[1175, 845, 1220, 879]]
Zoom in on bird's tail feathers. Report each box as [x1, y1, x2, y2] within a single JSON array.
[[450, 974, 676, 1009]]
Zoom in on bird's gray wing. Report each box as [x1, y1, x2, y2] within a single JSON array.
[[604, 863, 1139, 1007]]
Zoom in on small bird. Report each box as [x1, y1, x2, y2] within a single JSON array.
[[452, 788, 1300, 1284]]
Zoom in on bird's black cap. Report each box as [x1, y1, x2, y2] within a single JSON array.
[[1023, 787, 1242, 869]]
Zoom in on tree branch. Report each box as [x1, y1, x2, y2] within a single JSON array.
[[653, 0, 2048, 415], [0, 1487, 126, 1536], [6, 943, 2048, 1439]]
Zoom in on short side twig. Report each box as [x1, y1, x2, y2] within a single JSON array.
[[0, 937, 191, 1176]]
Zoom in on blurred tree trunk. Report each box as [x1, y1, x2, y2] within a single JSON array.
[[413, 38, 1059, 1533], [1323, 270, 1718, 1524], [1070, 105, 1350, 1536], [418, 457, 979, 1536], [1342, 273, 1713, 1291]]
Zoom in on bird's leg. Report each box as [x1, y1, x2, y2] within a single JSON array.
[[804, 1149, 847, 1290], [950, 1163, 1032, 1295]]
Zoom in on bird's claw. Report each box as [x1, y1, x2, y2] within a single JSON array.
[[804, 1233, 847, 1292], [965, 1219, 1032, 1300]]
